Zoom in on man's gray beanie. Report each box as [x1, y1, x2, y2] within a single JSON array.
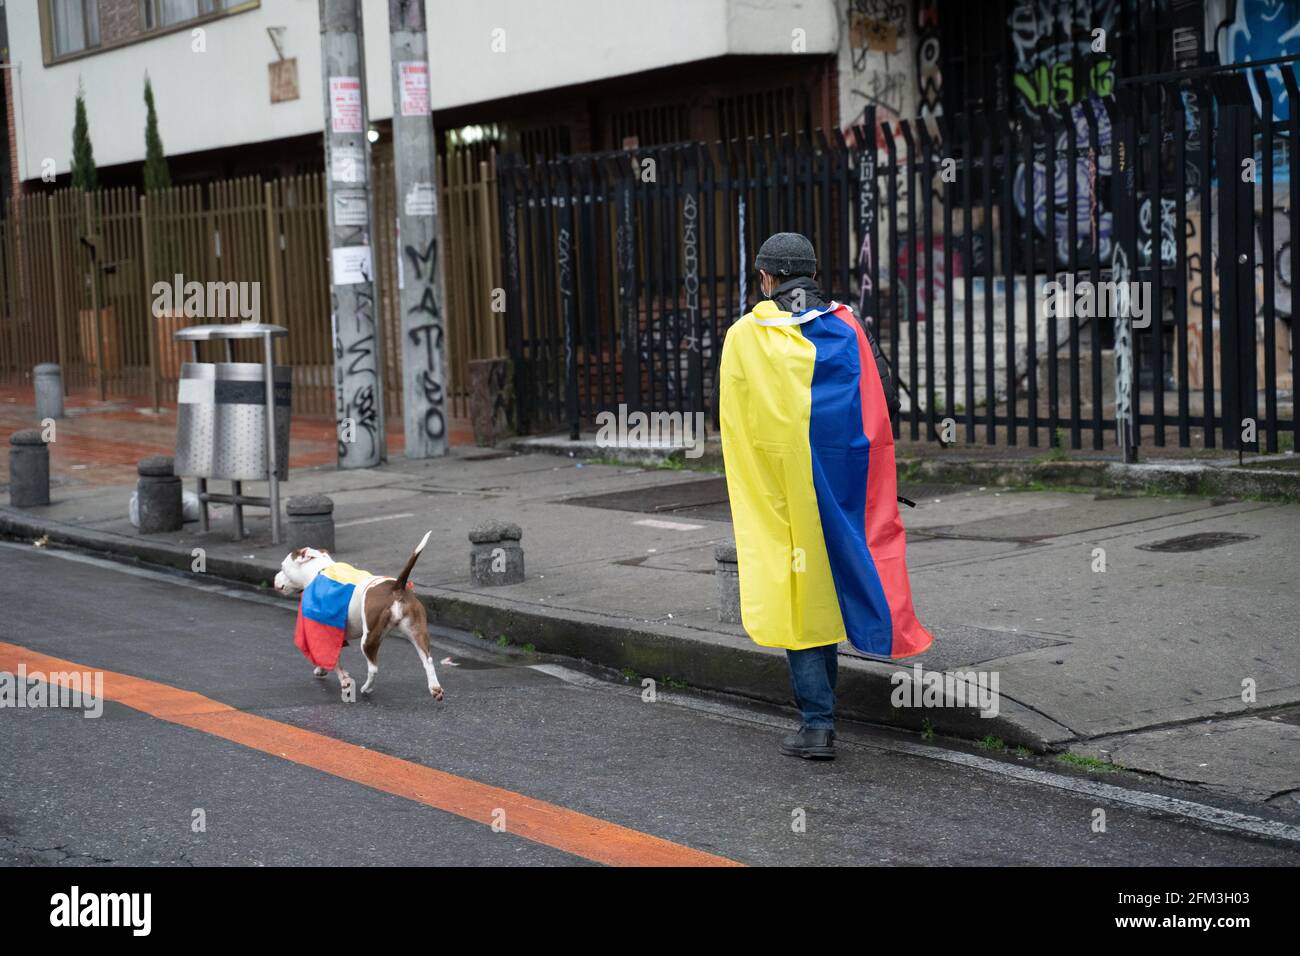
[[755, 232, 817, 277]]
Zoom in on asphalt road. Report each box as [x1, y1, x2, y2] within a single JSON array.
[[1, 541, 1297, 867]]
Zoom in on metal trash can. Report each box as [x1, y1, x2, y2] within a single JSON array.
[[175, 362, 290, 481], [174, 323, 290, 543]]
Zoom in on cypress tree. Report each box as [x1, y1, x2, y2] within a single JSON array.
[[70, 81, 98, 191], [142, 75, 171, 193]]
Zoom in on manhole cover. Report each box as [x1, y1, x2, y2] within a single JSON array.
[[564, 477, 730, 517], [1137, 531, 1258, 553], [459, 451, 512, 462]]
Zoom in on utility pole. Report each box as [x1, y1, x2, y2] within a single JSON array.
[[319, 0, 384, 468], [388, 0, 448, 457]]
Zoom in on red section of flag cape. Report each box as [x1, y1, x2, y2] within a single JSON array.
[[834, 305, 933, 658]]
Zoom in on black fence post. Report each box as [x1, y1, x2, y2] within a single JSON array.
[[556, 160, 579, 440], [1213, 75, 1257, 452], [497, 155, 528, 435], [855, 111, 879, 333], [682, 148, 703, 420], [1111, 87, 1140, 463]]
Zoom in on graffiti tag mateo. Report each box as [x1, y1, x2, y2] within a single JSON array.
[[405, 236, 448, 449]]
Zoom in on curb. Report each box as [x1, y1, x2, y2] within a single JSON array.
[[0, 506, 1068, 752], [508, 434, 1300, 501]]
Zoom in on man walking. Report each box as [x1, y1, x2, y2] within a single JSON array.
[[718, 232, 932, 760]]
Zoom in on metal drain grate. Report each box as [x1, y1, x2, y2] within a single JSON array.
[[1137, 531, 1258, 553]]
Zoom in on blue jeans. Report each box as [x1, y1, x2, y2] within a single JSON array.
[[786, 643, 838, 730]]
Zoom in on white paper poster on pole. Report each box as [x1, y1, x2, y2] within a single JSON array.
[[331, 246, 372, 286], [404, 182, 437, 217], [329, 76, 363, 133], [333, 192, 369, 226], [399, 61, 430, 116], [331, 145, 365, 184]]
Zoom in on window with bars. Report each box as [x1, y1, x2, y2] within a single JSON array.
[[715, 86, 811, 143], [603, 104, 690, 150], [507, 125, 572, 162]]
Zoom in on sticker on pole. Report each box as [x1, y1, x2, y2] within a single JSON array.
[[329, 76, 363, 133], [399, 61, 430, 116], [404, 182, 437, 217], [331, 145, 365, 184], [331, 246, 372, 286], [333, 192, 369, 227]]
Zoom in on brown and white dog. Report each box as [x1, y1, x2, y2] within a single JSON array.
[[273, 531, 444, 702]]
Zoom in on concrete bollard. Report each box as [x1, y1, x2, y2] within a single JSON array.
[[136, 456, 183, 533], [714, 542, 741, 624], [469, 520, 524, 586], [34, 364, 64, 420], [286, 495, 335, 553], [8, 430, 50, 508]]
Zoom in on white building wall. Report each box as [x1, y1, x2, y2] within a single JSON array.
[[834, 0, 919, 130], [8, 0, 841, 183]]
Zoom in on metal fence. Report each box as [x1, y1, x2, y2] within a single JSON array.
[[498, 61, 1298, 455], [0, 149, 503, 426]]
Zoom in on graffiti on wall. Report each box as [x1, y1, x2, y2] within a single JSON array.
[[916, 0, 942, 120], [1009, 0, 1117, 113], [845, 0, 910, 124], [1219, 0, 1300, 122], [1012, 98, 1114, 267]]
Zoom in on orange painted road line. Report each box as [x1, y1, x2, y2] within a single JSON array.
[[0, 642, 740, 868]]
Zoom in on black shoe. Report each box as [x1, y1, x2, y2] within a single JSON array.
[[780, 726, 835, 760]]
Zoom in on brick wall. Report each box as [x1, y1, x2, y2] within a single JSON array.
[[98, 0, 145, 48]]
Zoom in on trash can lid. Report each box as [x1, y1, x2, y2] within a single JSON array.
[[287, 494, 334, 516], [9, 429, 45, 446], [469, 520, 522, 543], [174, 323, 288, 342], [34, 363, 61, 375], [137, 455, 175, 477]]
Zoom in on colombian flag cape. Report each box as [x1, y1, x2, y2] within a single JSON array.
[[719, 298, 932, 658], [293, 562, 372, 669]]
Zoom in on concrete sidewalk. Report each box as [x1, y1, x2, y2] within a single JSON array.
[[2, 436, 1297, 806]]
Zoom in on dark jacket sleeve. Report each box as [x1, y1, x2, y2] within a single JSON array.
[[865, 321, 900, 423]]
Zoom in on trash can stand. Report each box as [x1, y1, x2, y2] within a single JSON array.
[[173, 323, 289, 544]]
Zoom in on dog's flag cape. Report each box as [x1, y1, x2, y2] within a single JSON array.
[[294, 562, 372, 668], [719, 299, 932, 658]]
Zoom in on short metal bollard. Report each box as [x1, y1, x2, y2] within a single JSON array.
[[9, 430, 50, 508], [714, 542, 741, 624], [469, 520, 524, 586], [34, 364, 64, 420], [136, 456, 183, 533], [286, 495, 335, 553]]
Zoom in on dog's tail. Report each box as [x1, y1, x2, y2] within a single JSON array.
[[392, 530, 432, 592]]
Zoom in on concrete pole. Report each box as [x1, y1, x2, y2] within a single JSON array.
[[388, 0, 449, 457], [319, 0, 384, 468]]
